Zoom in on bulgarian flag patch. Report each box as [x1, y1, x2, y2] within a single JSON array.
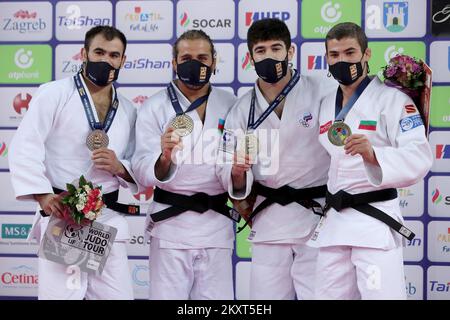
[[358, 120, 377, 131]]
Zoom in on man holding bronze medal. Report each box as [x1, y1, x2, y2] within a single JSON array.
[[9, 26, 137, 299], [308, 23, 433, 299], [132, 30, 238, 300], [218, 19, 336, 300]]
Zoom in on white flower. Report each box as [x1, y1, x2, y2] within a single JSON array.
[[85, 211, 96, 220], [83, 185, 92, 193]]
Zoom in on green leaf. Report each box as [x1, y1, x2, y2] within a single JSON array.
[[79, 175, 87, 187], [66, 183, 76, 194]]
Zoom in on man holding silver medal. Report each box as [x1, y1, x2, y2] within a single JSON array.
[[308, 23, 433, 299], [132, 30, 238, 300], [218, 18, 336, 300], [9, 26, 138, 299]]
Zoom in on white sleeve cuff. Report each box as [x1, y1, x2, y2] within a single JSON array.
[[228, 169, 253, 200]]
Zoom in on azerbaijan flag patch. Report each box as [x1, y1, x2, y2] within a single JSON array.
[[358, 120, 377, 131]]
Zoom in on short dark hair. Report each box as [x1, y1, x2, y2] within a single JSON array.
[[173, 29, 215, 59], [325, 22, 368, 53], [247, 18, 291, 55], [84, 26, 127, 54]]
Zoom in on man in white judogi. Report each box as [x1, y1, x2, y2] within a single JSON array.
[[219, 19, 335, 300], [9, 26, 137, 300], [131, 30, 237, 300], [308, 23, 433, 299]]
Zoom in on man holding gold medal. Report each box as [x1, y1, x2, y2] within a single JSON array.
[[132, 30, 238, 300], [308, 23, 433, 299], [218, 19, 336, 300], [9, 26, 137, 300]]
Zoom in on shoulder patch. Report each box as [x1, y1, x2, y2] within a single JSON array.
[[400, 114, 423, 132], [404, 104, 417, 114]]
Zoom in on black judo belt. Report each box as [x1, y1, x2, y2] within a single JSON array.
[[325, 188, 415, 241], [237, 182, 327, 233], [39, 187, 140, 217], [150, 187, 241, 223]]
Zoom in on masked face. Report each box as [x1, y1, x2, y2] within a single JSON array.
[[254, 55, 288, 84], [84, 59, 120, 87], [176, 59, 212, 87], [328, 59, 364, 85]]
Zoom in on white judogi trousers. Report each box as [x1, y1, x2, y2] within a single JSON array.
[[250, 242, 318, 300], [38, 241, 133, 300], [314, 245, 406, 300], [149, 237, 234, 300]]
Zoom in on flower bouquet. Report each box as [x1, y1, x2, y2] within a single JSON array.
[[60, 175, 105, 225], [382, 54, 432, 136]]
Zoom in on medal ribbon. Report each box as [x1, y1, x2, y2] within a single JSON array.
[[247, 69, 300, 131], [74, 71, 119, 132], [334, 76, 371, 121], [167, 83, 210, 116]]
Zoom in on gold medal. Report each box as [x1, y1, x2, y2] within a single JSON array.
[[170, 114, 194, 137], [327, 121, 352, 146], [86, 129, 109, 151]]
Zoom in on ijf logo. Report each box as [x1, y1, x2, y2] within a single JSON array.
[[383, 1, 408, 32]]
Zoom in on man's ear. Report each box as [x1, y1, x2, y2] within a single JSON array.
[[288, 44, 295, 61], [120, 54, 127, 68], [172, 58, 178, 73]]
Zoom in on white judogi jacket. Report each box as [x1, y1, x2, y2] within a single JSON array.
[[131, 82, 237, 249], [219, 74, 336, 244], [9, 76, 138, 242], [308, 76, 433, 250]]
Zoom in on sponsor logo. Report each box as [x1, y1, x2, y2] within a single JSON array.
[[2, 10, 46, 34], [0, 265, 38, 285], [383, 1, 408, 32], [123, 59, 170, 70], [126, 6, 163, 33], [432, 1, 450, 37], [308, 55, 327, 70], [1, 224, 31, 239], [321, 1, 342, 23], [245, 11, 290, 26], [429, 280, 450, 292], [0, 142, 7, 157], [436, 144, 450, 159], [12, 92, 32, 114], [241, 52, 252, 71], [179, 12, 231, 29]]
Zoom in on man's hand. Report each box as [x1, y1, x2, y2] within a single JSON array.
[[231, 153, 252, 191], [155, 127, 183, 180], [34, 193, 65, 218], [344, 134, 379, 166], [92, 148, 125, 176]]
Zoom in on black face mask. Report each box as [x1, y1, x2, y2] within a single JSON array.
[[84, 59, 120, 87], [176, 59, 212, 87], [254, 55, 288, 84], [328, 59, 364, 86]]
